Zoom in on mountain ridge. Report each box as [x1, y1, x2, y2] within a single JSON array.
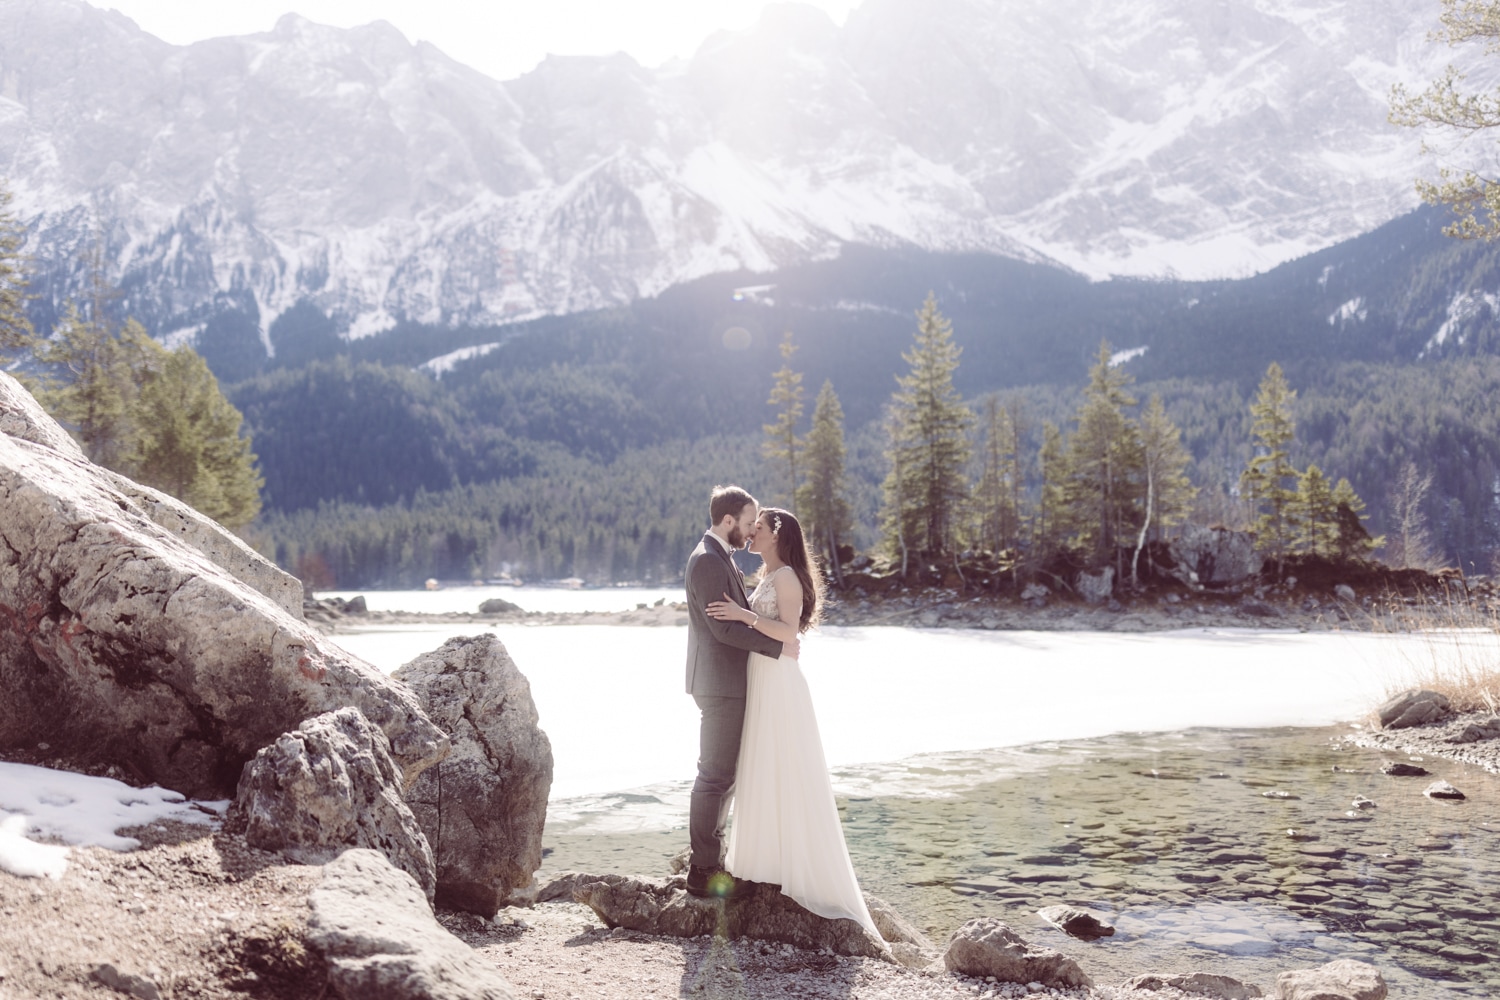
[[0, 0, 1445, 358]]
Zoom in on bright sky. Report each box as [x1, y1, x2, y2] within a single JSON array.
[[98, 0, 862, 81]]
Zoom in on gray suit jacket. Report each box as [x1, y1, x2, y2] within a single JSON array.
[[684, 531, 784, 697]]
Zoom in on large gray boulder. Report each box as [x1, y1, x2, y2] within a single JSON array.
[[1274, 960, 1386, 1000], [1376, 689, 1451, 730], [0, 371, 299, 617], [226, 707, 436, 899], [307, 849, 518, 1000], [1076, 567, 1114, 604], [944, 917, 1092, 988], [0, 392, 446, 797], [1168, 526, 1263, 588], [394, 635, 553, 917], [571, 874, 891, 961]]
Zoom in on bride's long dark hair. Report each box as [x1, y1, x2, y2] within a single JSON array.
[[761, 507, 824, 633]]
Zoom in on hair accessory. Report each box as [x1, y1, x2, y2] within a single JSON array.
[[772, 514, 782, 536]]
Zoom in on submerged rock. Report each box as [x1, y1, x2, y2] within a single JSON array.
[[395, 635, 553, 917], [1275, 959, 1386, 1000], [1423, 780, 1466, 800], [226, 707, 436, 899], [1037, 904, 1115, 941], [1379, 761, 1429, 777], [307, 849, 518, 1000], [944, 917, 1092, 988], [0, 376, 446, 797], [1377, 689, 1451, 730]]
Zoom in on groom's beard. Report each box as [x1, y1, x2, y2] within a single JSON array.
[[726, 525, 745, 549]]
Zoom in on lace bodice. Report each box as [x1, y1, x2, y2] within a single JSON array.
[[749, 567, 789, 621]]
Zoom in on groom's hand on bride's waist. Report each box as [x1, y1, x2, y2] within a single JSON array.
[[784, 635, 799, 660]]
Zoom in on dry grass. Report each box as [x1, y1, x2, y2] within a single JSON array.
[[1368, 589, 1500, 715]]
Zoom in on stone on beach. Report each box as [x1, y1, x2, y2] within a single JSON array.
[[225, 707, 437, 899], [1274, 959, 1386, 1000], [307, 848, 519, 1000], [1124, 971, 1263, 998], [0, 373, 447, 797], [569, 873, 893, 961], [394, 635, 554, 917], [943, 917, 1092, 988], [1376, 689, 1451, 730], [1076, 567, 1114, 604]]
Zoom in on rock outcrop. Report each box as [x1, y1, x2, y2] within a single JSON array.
[[1076, 568, 1114, 604], [570, 874, 891, 961], [1274, 959, 1386, 1000], [307, 849, 518, 1000], [943, 917, 1092, 988], [1124, 972, 1263, 998], [1167, 526, 1262, 588], [226, 708, 436, 898], [394, 636, 553, 917], [0, 375, 446, 797], [1377, 689, 1451, 730]]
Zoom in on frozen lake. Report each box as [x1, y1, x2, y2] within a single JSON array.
[[328, 623, 1465, 800], [317, 585, 684, 616]]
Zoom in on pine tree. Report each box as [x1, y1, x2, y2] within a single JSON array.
[[1332, 477, 1380, 562], [0, 183, 32, 360], [1293, 464, 1338, 557], [879, 294, 972, 566], [798, 380, 853, 585], [131, 339, 263, 529], [1034, 421, 1069, 563], [762, 330, 804, 510], [1064, 341, 1142, 569], [1131, 393, 1197, 584], [1241, 362, 1300, 569], [973, 395, 1023, 557], [33, 303, 141, 468]]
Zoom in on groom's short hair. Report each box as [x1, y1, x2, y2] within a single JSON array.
[[710, 485, 756, 526]]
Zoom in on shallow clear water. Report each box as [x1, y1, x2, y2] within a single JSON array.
[[544, 728, 1500, 998]]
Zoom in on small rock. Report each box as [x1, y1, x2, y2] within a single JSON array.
[[1351, 796, 1376, 809], [1334, 584, 1357, 602], [1376, 689, 1451, 729], [944, 917, 1092, 988], [1020, 583, 1049, 601], [1123, 972, 1263, 998], [1036, 905, 1114, 942], [1423, 780, 1466, 800], [1240, 599, 1278, 618], [478, 597, 522, 614], [1446, 718, 1500, 744], [1275, 959, 1386, 1000], [343, 594, 368, 614], [92, 963, 161, 1000], [1261, 790, 1299, 800], [1379, 761, 1429, 777]]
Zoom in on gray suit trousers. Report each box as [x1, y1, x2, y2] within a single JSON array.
[[689, 693, 746, 870]]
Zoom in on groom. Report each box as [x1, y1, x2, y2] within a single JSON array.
[[683, 485, 796, 897]]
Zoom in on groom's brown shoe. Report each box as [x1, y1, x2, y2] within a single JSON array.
[[686, 865, 736, 899]]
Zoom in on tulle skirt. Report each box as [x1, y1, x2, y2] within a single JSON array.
[[725, 651, 880, 939]]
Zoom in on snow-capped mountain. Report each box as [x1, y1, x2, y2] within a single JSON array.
[[0, 0, 1453, 351]]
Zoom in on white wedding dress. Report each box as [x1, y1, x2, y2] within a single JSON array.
[[724, 567, 881, 940]]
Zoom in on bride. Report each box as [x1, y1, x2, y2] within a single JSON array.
[[705, 506, 881, 940]]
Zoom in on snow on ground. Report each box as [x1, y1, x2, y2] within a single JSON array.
[[0, 762, 227, 879]]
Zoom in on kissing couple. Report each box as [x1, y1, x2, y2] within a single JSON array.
[[682, 484, 880, 940]]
